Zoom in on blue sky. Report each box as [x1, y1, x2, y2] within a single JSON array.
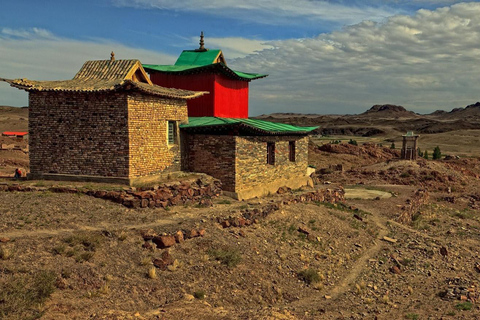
[[1, 0, 480, 115]]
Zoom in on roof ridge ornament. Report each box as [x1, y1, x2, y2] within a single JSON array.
[[110, 51, 115, 61], [196, 31, 208, 52]]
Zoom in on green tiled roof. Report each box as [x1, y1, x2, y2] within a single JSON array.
[[180, 117, 318, 135], [143, 63, 267, 81], [175, 50, 222, 66]]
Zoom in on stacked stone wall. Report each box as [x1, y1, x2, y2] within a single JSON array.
[[235, 136, 309, 192], [182, 134, 236, 191], [29, 91, 130, 177], [127, 93, 188, 177]]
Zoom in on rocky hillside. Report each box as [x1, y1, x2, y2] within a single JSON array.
[[360, 104, 419, 118]]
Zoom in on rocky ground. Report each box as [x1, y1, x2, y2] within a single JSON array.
[[1, 142, 480, 319]]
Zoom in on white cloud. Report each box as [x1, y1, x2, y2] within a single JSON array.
[[230, 2, 480, 115], [189, 36, 275, 59], [114, 0, 400, 25], [0, 29, 176, 107]]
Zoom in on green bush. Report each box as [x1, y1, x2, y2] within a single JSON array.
[[193, 290, 205, 299], [455, 302, 473, 311], [433, 146, 442, 160], [390, 142, 396, 149], [208, 248, 242, 268], [298, 268, 321, 284], [348, 139, 358, 146], [423, 150, 429, 160]]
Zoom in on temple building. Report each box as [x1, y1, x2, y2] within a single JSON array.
[[144, 33, 317, 199], [1, 54, 205, 185], [1, 34, 317, 199]]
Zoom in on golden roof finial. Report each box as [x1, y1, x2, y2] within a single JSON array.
[[199, 31, 205, 50], [110, 51, 115, 61]]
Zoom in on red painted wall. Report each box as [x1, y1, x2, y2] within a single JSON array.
[[214, 74, 249, 118], [150, 73, 215, 117], [149, 72, 249, 118]]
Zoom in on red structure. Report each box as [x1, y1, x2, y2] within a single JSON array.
[[144, 32, 267, 119]]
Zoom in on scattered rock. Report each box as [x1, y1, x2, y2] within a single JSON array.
[[152, 235, 176, 249], [141, 229, 157, 241], [353, 214, 363, 221], [183, 294, 195, 301], [187, 229, 199, 239], [440, 246, 448, 257], [298, 227, 310, 235], [382, 236, 397, 243], [142, 241, 155, 250], [153, 250, 174, 270], [174, 231, 184, 243], [390, 266, 402, 274], [277, 186, 292, 194], [221, 220, 231, 228], [0, 237, 10, 243]]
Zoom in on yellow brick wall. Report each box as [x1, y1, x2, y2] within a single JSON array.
[[127, 93, 188, 177]]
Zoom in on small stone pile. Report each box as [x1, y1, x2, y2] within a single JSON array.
[[141, 228, 206, 250], [99, 179, 222, 209], [0, 177, 222, 209], [219, 188, 345, 228], [397, 188, 429, 224], [440, 277, 479, 303]]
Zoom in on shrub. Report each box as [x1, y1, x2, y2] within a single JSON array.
[[405, 313, 419, 320], [433, 146, 442, 160], [148, 267, 157, 279], [423, 150, 429, 160], [298, 268, 321, 285], [193, 290, 205, 299], [208, 248, 242, 267], [0, 270, 56, 319], [0, 245, 13, 260], [455, 302, 472, 311], [390, 142, 396, 149], [348, 139, 358, 146]]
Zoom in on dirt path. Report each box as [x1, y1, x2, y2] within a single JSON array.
[[289, 201, 390, 312], [0, 218, 181, 240], [327, 208, 389, 299]]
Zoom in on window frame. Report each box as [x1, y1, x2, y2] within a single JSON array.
[[267, 142, 275, 165], [167, 120, 177, 145], [289, 141, 296, 162]]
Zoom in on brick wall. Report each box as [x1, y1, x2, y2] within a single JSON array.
[[29, 91, 130, 177], [127, 93, 188, 177], [182, 133, 309, 193], [235, 136, 309, 192], [29, 91, 188, 179], [182, 134, 236, 191]]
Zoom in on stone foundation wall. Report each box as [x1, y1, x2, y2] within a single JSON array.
[[235, 136, 309, 192], [127, 93, 188, 177], [182, 134, 236, 191], [29, 91, 130, 177]]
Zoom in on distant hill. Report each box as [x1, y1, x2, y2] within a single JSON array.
[[439, 102, 480, 120], [0, 106, 28, 132], [359, 104, 418, 118]]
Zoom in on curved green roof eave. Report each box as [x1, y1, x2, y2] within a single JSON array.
[[142, 63, 268, 81], [180, 117, 318, 135]]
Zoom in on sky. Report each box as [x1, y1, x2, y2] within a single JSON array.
[[1, 0, 480, 115]]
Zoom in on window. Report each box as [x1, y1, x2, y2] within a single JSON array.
[[168, 121, 177, 144], [289, 141, 296, 162], [267, 142, 275, 165]]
